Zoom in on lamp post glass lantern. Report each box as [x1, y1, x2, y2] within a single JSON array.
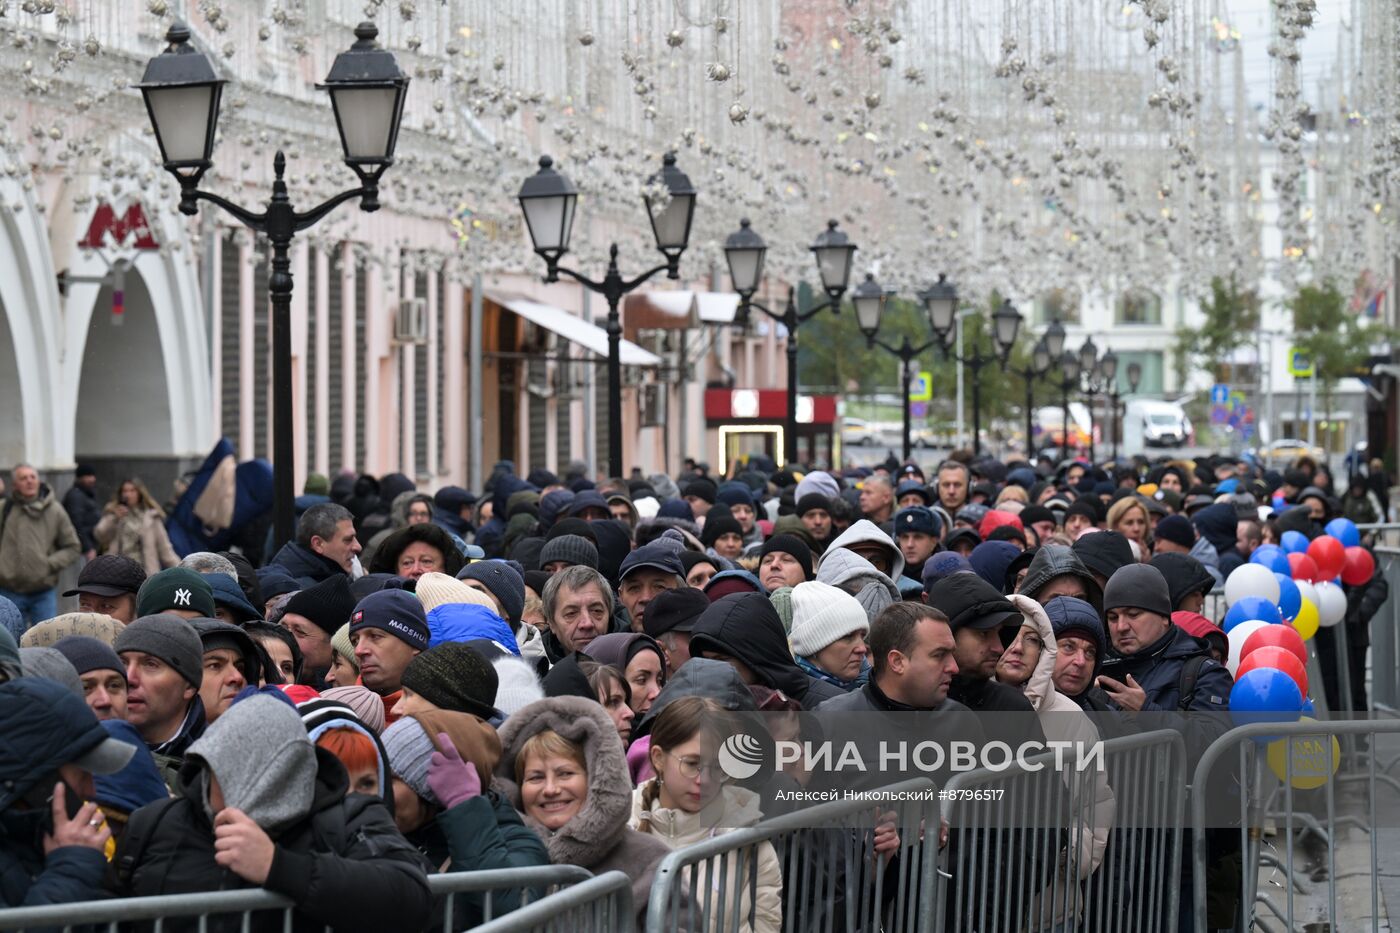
[[852, 273, 886, 337], [723, 218, 767, 299], [1044, 318, 1067, 361], [518, 153, 696, 477], [921, 274, 958, 338], [138, 21, 407, 552], [811, 220, 857, 298], [723, 218, 857, 465], [993, 299, 1023, 353]]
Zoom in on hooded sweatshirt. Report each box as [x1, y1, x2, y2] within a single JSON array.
[[187, 693, 318, 832], [815, 550, 901, 624], [1016, 545, 1104, 615], [1190, 503, 1238, 558], [1149, 553, 1219, 613], [686, 593, 845, 710], [819, 520, 906, 582], [495, 697, 672, 931]]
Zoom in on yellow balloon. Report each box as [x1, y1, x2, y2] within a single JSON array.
[[1266, 717, 1340, 789], [1292, 598, 1319, 641]]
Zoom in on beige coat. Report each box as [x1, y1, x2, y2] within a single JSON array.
[[94, 506, 179, 575], [1005, 595, 1117, 930], [631, 783, 782, 933], [0, 487, 81, 593]]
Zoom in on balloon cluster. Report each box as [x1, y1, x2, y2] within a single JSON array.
[[1222, 518, 1369, 734]]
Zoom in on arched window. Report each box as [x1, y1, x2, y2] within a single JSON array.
[[1116, 288, 1162, 325], [1033, 287, 1081, 326]]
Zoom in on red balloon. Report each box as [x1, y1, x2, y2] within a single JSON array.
[[1241, 623, 1308, 669], [1236, 646, 1308, 698], [1307, 536, 1345, 581], [1341, 546, 1376, 586], [1287, 552, 1319, 583]]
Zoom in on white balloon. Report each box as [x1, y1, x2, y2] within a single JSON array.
[[1225, 564, 1281, 607], [1294, 580, 1319, 614], [1226, 620, 1273, 677], [1315, 581, 1348, 628]]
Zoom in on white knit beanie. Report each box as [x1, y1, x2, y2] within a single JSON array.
[[415, 572, 496, 615], [788, 581, 870, 658]]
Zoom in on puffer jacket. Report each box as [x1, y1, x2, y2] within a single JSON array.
[[266, 540, 345, 589], [1003, 596, 1116, 929], [0, 679, 114, 907], [1098, 625, 1232, 760], [496, 697, 673, 931], [1016, 545, 1103, 615], [631, 783, 782, 933], [0, 486, 82, 593], [94, 506, 179, 575]]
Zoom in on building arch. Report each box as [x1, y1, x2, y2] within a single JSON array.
[[0, 146, 66, 469]]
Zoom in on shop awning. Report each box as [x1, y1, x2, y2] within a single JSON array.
[[487, 291, 662, 366], [622, 290, 742, 329]]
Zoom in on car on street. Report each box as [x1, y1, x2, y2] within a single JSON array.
[[1249, 438, 1327, 468]]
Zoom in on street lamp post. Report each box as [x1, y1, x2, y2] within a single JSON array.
[[1010, 339, 1053, 461], [138, 21, 409, 551], [1058, 350, 1082, 459], [851, 273, 942, 461], [722, 219, 857, 466], [1095, 349, 1119, 463], [926, 290, 1021, 456], [1078, 338, 1100, 464], [1113, 360, 1143, 459], [517, 153, 697, 477]]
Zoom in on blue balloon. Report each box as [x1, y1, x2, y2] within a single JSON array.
[[1301, 697, 1315, 716], [1250, 545, 1291, 575], [1223, 597, 1285, 631], [1230, 667, 1303, 729], [1325, 518, 1361, 548], [1273, 573, 1301, 620], [1280, 530, 1311, 554]]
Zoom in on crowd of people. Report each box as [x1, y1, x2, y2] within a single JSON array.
[[0, 449, 1390, 931]]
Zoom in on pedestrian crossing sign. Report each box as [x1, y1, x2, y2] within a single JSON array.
[[909, 371, 933, 402]]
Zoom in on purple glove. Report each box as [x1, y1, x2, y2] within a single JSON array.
[[427, 731, 482, 809]]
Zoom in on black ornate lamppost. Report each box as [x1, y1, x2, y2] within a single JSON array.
[[138, 21, 409, 550]]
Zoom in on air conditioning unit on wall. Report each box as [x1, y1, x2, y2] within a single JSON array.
[[394, 298, 427, 345]]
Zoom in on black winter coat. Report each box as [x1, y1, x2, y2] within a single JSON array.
[[61, 484, 101, 554], [266, 542, 347, 589], [688, 593, 846, 709], [0, 809, 107, 908], [111, 747, 434, 932], [1343, 556, 1389, 647]]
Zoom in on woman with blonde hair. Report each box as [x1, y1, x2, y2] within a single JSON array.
[[1104, 497, 1150, 554], [93, 478, 178, 574]]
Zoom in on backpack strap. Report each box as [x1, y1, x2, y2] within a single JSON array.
[[1177, 655, 1208, 712], [114, 796, 179, 889]]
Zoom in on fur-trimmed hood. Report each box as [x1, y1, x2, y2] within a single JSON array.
[[494, 696, 631, 869]]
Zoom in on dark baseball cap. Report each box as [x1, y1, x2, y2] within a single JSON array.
[[642, 587, 710, 639], [618, 542, 685, 582], [63, 555, 147, 598], [926, 572, 1022, 632]]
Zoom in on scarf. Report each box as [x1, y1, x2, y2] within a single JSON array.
[[795, 654, 871, 691]]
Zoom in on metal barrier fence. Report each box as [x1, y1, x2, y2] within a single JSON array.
[[645, 777, 942, 933], [935, 729, 1186, 933], [1366, 545, 1400, 714], [471, 871, 634, 933], [0, 864, 592, 932], [1190, 719, 1400, 933]]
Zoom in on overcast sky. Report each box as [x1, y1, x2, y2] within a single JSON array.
[[1232, 0, 1350, 108]]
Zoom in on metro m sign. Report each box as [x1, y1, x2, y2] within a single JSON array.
[[80, 202, 159, 251]]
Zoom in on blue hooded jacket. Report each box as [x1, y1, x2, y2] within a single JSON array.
[[94, 719, 168, 814], [426, 604, 520, 655]]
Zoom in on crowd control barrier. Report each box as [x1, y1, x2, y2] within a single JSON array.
[[645, 777, 942, 933], [935, 729, 1186, 933], [0, 864, 592, 932], [1189, 719, 1400, 933], [1366, 545, 1400, 714], [470, 871, 634, 933]]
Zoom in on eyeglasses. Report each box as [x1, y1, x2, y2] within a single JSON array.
[[665, 751, 727, 782]]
